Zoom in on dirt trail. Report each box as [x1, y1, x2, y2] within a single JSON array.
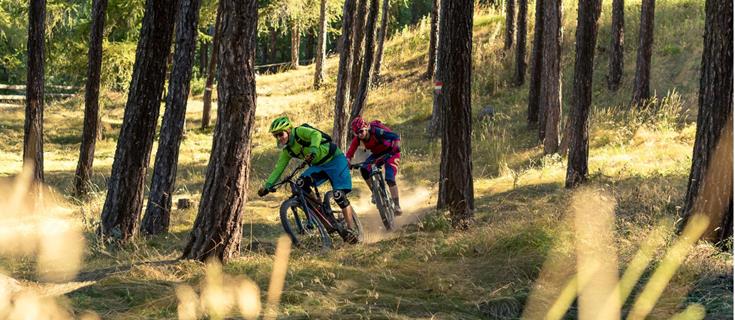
[[352, 187, 434, 243]]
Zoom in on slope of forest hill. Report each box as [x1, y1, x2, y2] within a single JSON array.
[[0, 1, 730, 319]]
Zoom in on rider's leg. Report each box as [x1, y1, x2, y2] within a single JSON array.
[[385, 154, 402, 215], [321, 154, 359, 243], [334, 189, 355, 229], [298, 170, 329, 201]]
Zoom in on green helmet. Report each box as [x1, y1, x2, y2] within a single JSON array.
[[269, 116, 292, 133]]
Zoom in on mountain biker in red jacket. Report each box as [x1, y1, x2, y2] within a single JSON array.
[[345, 116, 403, 215]]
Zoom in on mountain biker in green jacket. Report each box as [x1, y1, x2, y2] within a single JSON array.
[[257, 116, 359, 243]]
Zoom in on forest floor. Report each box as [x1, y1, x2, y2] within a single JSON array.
[[0, 1, 732, 319]]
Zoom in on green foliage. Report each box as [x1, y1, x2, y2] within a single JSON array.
[[0, 0, 27, 83], [100, 41, 136, 92]]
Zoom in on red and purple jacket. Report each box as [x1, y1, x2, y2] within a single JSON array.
[[345, 123, 400, 160]]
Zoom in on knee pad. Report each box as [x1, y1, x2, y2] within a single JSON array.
[[386, 179, 396, 187], [333, 189, 351, 208]]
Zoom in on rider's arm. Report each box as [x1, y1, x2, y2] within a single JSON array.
[[345, 136, 359, 160], [265, 150, 291, 188]]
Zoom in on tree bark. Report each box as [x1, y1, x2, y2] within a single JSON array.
[[513, 0, 527, 86], [333, 0, 357, 150], [141, 0, 202, 235], [313, 0, 327, 89], [200, 38, 208, 77], [99, 0, 177, 241], [201, 2, 223, 129], [631, 0, 655, 106], [290, 22, 300, 68], [269, 26, 278, 63], [681, 0, 733, 246], [607, 0, 624, 91], [565, 0, 602, 188], [24, 0, 46, 191], [527, 0, 543, 126], [426, 0, 440, 79], [349, 0, 369, 105], [182, 0, 258, 262], [504, 0, 515, 50], [539, 0, 561, 154], [438, 0, 474, 228], [371, 0, 390, 85], [427, 0, 445, 139], [350, 0, 380, 121], [75, 0, 108, 197]]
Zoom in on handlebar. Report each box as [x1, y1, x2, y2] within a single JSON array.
[[263, 161, 309, 194], [349, 154, 392, 170]]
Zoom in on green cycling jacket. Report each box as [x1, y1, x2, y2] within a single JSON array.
[[264, 125, 340, 188]]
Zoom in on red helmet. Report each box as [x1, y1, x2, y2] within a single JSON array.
[[351, 116, 368, 134]]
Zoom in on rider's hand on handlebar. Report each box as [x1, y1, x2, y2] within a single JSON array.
[[257, 187, 269, 197], [304, 152, 315, 164]]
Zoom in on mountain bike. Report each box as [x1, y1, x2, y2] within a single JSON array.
[[264, 162, 363, 250], [350, 154, 396, 231]]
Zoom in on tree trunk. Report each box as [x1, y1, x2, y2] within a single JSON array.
[[539, 0, 561, 154], [631, 0, 655, 106], [269, 27, 277, 63], [290, 22, 300, 68], [24, 0, 46, 191], [200, 39, 208, 77], [427, 0, 445, 139], [438, 0, 474, 228], [681, 0, 733, 246], [504, 0, 515, 50], [141, 0, 202, 235], [75, 0, 107, 197], [201, 2, 223, 129], [350, 0, 380, 121], [513, 0, 527, 86], [371, 0, 390, 85], [426, 0, 440, 79], [565, 0, 602, 188], [313, 0, 327, 89], [527, 0, 543, 126], [349, 0, 368, 105], [607, 0, 624, 91], [182, 0, 258, 262], [99, 0, 177, 241], [333, 0, 357, 150]]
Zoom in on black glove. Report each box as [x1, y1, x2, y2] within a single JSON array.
[[304, 152, 315, 164], [257, 187, 269, 197]]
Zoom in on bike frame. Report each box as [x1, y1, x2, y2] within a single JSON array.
[[271, 163, 345, 234]]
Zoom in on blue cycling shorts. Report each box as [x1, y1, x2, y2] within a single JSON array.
[[301, 153, 353, 191]]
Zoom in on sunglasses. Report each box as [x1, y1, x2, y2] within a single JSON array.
[[272, 131, 287, 139], [355, 128, 368, 135]]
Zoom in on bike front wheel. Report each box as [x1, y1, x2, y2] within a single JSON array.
[[371, 177, 395, 231], [279, 198, 332, 251]]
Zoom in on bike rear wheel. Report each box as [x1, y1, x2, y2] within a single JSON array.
[[325, 191, 364, 244], [371, 176, 395, 231], [279, 198, 332, 251]]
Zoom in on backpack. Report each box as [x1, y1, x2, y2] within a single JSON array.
[[285, 124, 337, 164], [294, 123, 332, 146], [368, 120, 398, 145], [369, 120, 392, 133]]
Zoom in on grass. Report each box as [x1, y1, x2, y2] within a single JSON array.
[[0, 0, 731, 318]]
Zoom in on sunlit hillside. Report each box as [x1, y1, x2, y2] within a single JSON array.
[[0, 1, 730, 318]]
